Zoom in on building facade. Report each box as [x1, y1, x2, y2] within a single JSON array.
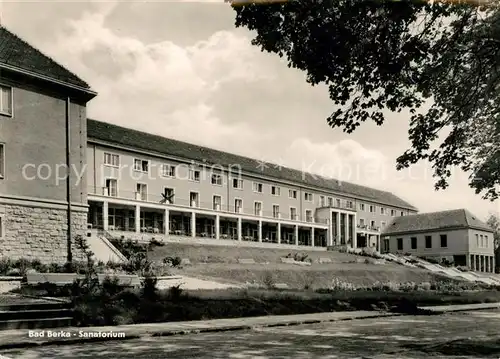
[[85, 120, 417, 249], [0, 25, 419, 262], [0, 26, 96, 262], [382, 209, 495, 272]]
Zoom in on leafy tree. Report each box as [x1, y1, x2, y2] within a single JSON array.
[[228, 0, 500, 199], [486, 213, 500, 249]]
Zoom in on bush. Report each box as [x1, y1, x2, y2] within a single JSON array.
[[163, 256, 182, 268], [262, 272, 276, 289]]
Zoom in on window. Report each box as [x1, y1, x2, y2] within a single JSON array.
[[0, 215, 3, 238], [476, 233, 480, 246], [189, 169, 201, 182], [136, 183, 147, 201], [235, 199, 243, 213], [232, 178, 243, 189], [0, 144, 4, 179], [213, 195, 221, 211], [336, 198, 341, 207], [0, 85, 12, 116], [397, 238, 403, 250], [440, 234, 447, 248], [328, 197, 333, 207], [289, 189, 297, 199], [290, 207, 297, 220], [369, 205, 375, 213], [400, 211, 404, 216], [411, 237, 417, 249], [271, 186, 281, 196], [104, 153, 119, 167], [211, 174, 222, 186], [253, 182, 263, 193], [304, 193, 313, 202], [381, 221, 386, 228], [105, 178, 117, 197], [272, 205, 280, 219], [305, 210, 313, 222], [425, 235, 432, 248], [380, 207, 385, 215], [347, 201, 354, 209], [391, 209, 396, 216], [163, 188, 174, 204], [254, 202, 262, 216], [319, 196, 325, 206], [480, 234, 484, 247], [359, 203, 365, 211], [485, 235, 489, 248], [359, 218, 365, 226], [162, 164, 176, 177], [190, 192, 199, 207], [370, 220, 376, 228], [134, 159, 149, 173]]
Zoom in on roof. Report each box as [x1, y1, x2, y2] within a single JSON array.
[[87, 119, 418, 211], [382, 209, 493, 235], [0, 26, 90, 89]]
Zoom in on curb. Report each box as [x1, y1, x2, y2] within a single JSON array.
[[0, 312, 400, 350]]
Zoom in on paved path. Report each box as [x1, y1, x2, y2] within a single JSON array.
[[0, 311, 396, 349], [2, 310, 500, 358]]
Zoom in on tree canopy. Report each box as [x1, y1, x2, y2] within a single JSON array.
[[229, 0, 500, 200]]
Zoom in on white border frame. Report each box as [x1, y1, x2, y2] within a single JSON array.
[[0, 84, 13, 118]]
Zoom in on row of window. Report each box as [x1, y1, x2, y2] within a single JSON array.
[[358, 218, 386, 230], [105, 179, 316, 221], [395, 234, 448, 250], [475, 233, 490, 248], [359, 202, 404, 217], [103, 152, 406, 214]]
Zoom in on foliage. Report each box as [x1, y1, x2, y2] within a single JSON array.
[[163, 256, 182, 268], [229, 0, 500, 199], [486, 213, 500, 249], [262, 271, 276, 289]]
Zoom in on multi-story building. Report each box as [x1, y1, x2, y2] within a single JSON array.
[[0, 25, 418, 262], [382, 209, 495, 272], [85, 119, 418, 249], [0, 26, 96, 262]]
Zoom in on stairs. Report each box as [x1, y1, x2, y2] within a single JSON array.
[[0, 296, 73, 330]]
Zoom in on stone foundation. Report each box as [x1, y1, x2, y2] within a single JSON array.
[[0, 204, 87, 263]]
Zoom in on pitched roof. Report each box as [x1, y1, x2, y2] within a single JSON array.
[[0, 26, 90, 89], [87, 119, 418, 210], [382, 209, 493, 235]]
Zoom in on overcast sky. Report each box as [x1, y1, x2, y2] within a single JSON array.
[[3, 0, 499, 220]]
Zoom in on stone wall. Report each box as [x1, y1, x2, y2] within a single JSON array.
[[0, 204, 87, 263]]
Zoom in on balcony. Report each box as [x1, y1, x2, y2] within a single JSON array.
[[88, 186, 329, 226], [318, 202, 357, 212]]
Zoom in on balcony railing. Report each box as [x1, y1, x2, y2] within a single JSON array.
[[89, 186, 329, 225], [318, 202, 357, 211], [357, 224, 380, 232]]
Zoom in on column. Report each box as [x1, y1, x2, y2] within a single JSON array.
[[328, 216, 333, 247], [376, 235, 381, 252], [343, 214, 349, 246], [191, 212, 196, 237], [103, 201, 109, 231], [466, 254, 471, 270], [277, 223, 281, 244], [351, 215, 357, 248], [311, 227, 315, 247], [476, 256, 480, 272], [215, 215, 220, 240], [486, 256, 490, 273], [164, 208, 169, 235], [492, 256, 496, 273], [135, 205, 140, 233], [480, 256, 485, 272], [237, 217, 242, 241], [336, 212, 341, 245], [294, 225, 299, 246], [258, 220, 263, 242]]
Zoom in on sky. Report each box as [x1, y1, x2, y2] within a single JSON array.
[[2, 0, 499, 220]]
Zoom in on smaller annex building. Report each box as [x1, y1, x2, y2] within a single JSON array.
[[381, 209, 495, 272]]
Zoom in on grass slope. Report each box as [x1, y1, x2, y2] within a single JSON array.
[[150, 243, 447, 288]]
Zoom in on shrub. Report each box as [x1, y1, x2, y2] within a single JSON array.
[[262, 272, 276, 289], [331, 277, 357, 291], [163, 256, 182, 268]]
